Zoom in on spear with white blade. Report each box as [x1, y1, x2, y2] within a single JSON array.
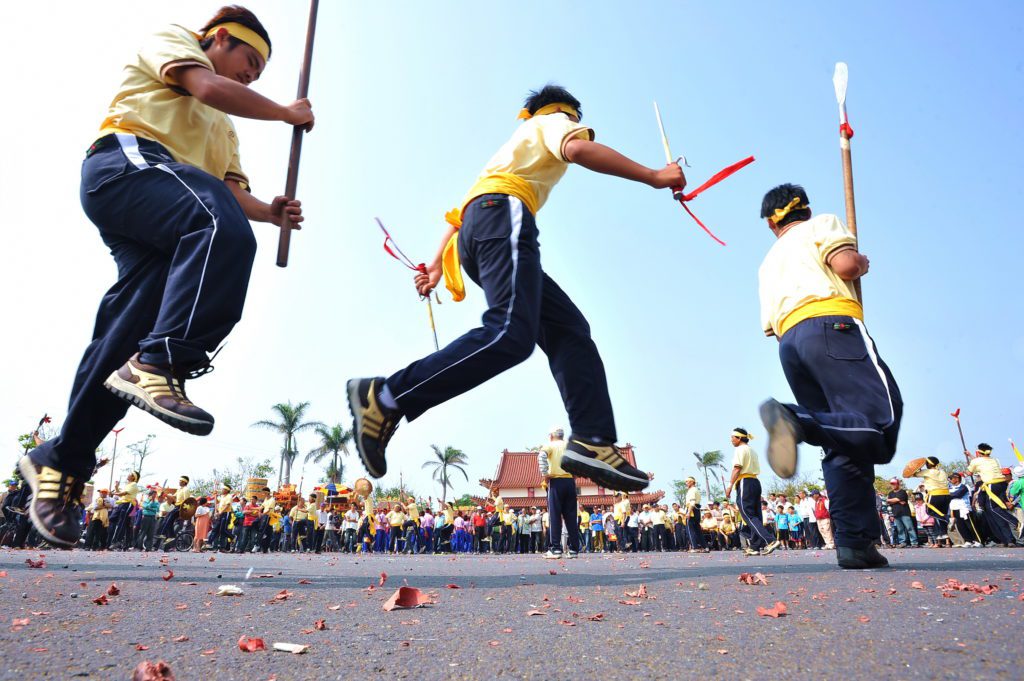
[[832, 63, 862, 300]]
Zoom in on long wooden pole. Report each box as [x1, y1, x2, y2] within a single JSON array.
[[276, 0, 320, 268], [833, 63, 862, 301]]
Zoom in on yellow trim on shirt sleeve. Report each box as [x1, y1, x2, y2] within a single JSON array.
[[559, 127, 595, 163]]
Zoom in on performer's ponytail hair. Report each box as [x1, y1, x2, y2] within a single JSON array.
[[523, 84, 582, 120], [760, 183, 811, 227], [199, 5, 272, 58]]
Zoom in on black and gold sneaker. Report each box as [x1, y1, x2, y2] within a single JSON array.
[[759, 398, 804, 479], [18, 456, 85, 547], [104, 354, 214, 435], [561, 436, 650, 492], [347, 377, 400, 479]]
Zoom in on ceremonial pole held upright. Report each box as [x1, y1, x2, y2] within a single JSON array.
[[276, 0, 320, 267], [832, 63, 861, 301]]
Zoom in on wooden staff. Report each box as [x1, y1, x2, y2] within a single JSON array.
[[832, 63, 862, 301], [276, 0, 321, 268]]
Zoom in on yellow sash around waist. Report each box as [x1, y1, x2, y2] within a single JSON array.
[[441, 174, 540, 302]]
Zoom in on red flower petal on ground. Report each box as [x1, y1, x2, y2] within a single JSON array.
[[297, 579, 312, 585], [858, 616, 871, 623], [132, 660, 176, 681], [382, 587, 433, 612], [11, 618, 30, 626], [314, 619, 327, 631], [271, 590, 293, 602], [618, 600, 641, 606], [327, 605, 342, 611], [910, 581, 924, 590], [172, 636, 188, 643], [548, 570, 557, 575], [379, 572, 388, 586], [586, 613, 605, 621], [756, 601, 788, 618], [107, 584, 120, 597], [558, 620, 576, 626], [162, 570, 173, 581], [638, 561, 650, 569], [135, 644, 150, 651], [92, 594, 109, 605], [625, 584, 649, 598], [238, 636, 266, 652], [488, 640, 500, 646], [525, 609, 546, 616], [445, 584, 461, 589], [25, 558, 45, 569]]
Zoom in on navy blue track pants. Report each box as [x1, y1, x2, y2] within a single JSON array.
[[386, 194, 616, 441], [779, 315, 903, 549], [31, 134, 256, 479], [546, 477, 580, 552], [735, 477, 775, 550]]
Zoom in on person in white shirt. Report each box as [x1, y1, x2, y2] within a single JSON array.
[[343, 507, 360, 553], [626, 510, 640, 553], [797, 490, 820, 548]]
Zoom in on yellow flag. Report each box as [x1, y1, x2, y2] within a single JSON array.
[[1010, 439, 1024, 464]]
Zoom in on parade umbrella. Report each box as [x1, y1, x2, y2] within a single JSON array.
[[276, 0, 319, 267]]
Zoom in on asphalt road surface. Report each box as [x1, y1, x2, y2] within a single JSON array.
[[0, 546, 1020, 680]]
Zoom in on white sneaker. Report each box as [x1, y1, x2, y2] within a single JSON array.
[[566, 550, 578, 559], [544, 550, 563, 560]]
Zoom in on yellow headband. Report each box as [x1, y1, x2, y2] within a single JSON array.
[[771, 196, 809, 224], [977, 448, 992, 455], [732, 430, 753, 441], [205, 22, 270, 63], [517, 102, 580, 120]]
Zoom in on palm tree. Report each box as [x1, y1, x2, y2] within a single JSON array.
[[252, 402, 322, 487], [692, 450, 726, 499], [422, 445, 469, 506], [306, 424, 352, 484]]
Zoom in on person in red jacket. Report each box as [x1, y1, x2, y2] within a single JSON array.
[[812, 489, 835, 549]]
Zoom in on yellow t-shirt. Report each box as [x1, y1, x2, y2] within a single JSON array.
[[732, 444, 761, 477], [613, 499, 631, 523], [461, 113, 594, 215], [502, 510, 516, 526], [407, 504, 420, 523], [387, 511, 405, 527], [578, 510, 591, 527], [175, 485, 190, 506], [289, 505, 304, 522], [685, 486, 701, 510], [99, 24, 248, 185], [260, 497, 276, 514], [91, 498, 110, 526], [700, 517, 718, 531], [217, 493, 233, 514], [116, 482, 140, 505], [758, 214, 861, 337], [493, 496, 505, 512], [540, 439, 573, 478], [968, 456, 1006, 484], [912, 467, 950, 493]]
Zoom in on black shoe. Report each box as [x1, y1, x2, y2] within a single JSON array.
[[561, 436, 649, 492], [837, 545, 890, 569], [347, 377, 400, 479], [759, 398, 804, 479], [18, 456, 85, 547], [104, 354, 214, 435]]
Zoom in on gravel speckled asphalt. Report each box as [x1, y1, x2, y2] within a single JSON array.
[[0, 546, 1021, 680]]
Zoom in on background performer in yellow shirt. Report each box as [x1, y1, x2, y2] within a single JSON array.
[[756, 184, 902, 570], [20, 5, 313, 548], [349, 85, 680, 493]]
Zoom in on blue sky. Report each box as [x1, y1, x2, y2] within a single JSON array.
[[1, 1, 1021, 499]]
